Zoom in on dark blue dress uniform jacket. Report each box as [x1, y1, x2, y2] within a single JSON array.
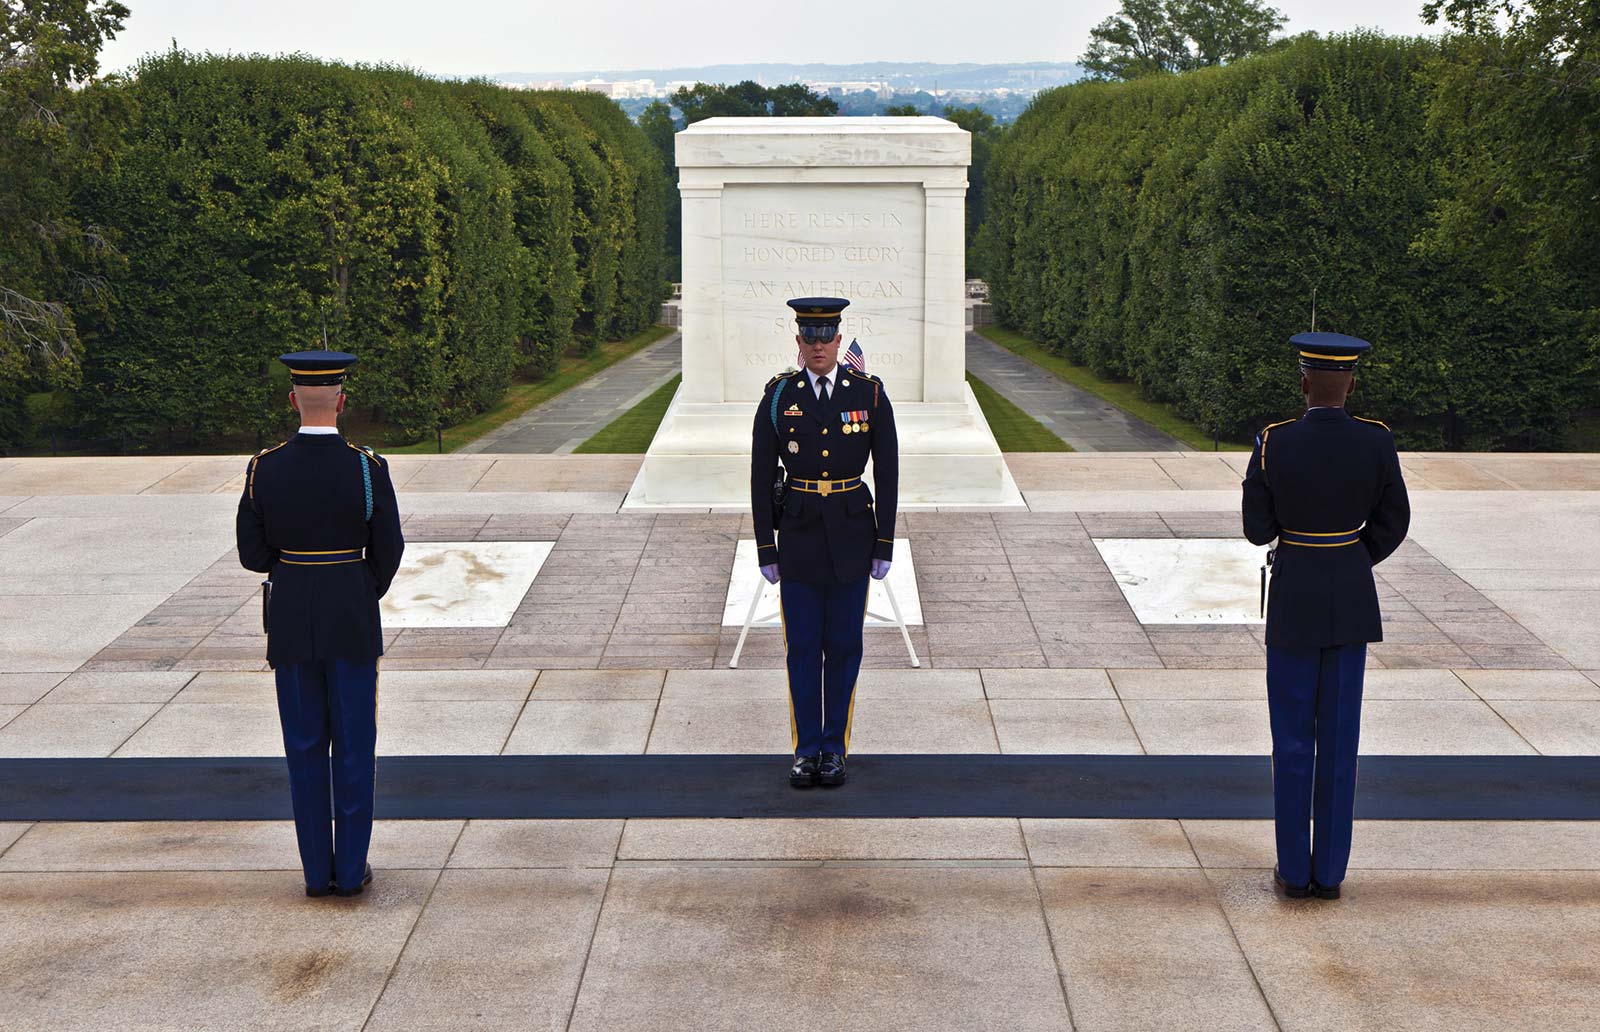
[[1242, 408, 1410, 648], [236, 433, 405, 668], [751, 368, 898, 583]]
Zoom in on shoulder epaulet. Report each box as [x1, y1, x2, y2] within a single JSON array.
[[1353, 416, 1392, 433], [764, 373, 786, 391], [247, 440, 288, 500], [347, 442, 385, 466], [1257, 418, 1296, 470]]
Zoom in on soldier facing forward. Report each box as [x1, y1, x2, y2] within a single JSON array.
[[1242, 332, 1410, 901], [752, 298, 898, 789], [236, 349, 405, 898]]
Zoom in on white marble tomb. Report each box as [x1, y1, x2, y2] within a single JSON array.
[[1093, 538, 1269, 625], [626, 117, 1022, 509]]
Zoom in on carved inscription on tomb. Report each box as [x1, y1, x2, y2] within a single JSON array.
[[721, 183, 924, 401]]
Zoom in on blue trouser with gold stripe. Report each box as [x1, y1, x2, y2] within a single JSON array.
[[275, 658, 378, 892], [1266, 643, 1366, 889], [780, 576, 870, 757]]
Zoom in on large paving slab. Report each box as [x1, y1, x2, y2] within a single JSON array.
[[363, 869, 609, 1032], [1036, 867, 1278, 1030], [566, 866, 1071, 1031], [1212, 868, 1600, 1032], [0, 869, 436, 1032]]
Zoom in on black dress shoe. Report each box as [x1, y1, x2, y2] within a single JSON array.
[[305, 883, 335, 898], [1273, 866, 1311, 899], [789, 754, 820, 788], [817, 752, 847, 786], [335, 863, 374, 897], [1312, 881, 1341, 900]]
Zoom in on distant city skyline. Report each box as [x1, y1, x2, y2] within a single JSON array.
[[97, 0, 1442, 80]]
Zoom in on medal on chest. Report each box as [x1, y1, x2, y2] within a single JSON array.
[[841, 410, 868, 434]]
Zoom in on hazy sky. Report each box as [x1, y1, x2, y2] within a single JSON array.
[[98, 0, 1441, 78]]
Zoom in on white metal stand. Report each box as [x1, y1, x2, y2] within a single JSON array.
[[729, 577, 920, 669]]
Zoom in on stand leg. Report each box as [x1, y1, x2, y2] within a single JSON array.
[[882, 578, 920, 668], [729, 576, 770, 669]]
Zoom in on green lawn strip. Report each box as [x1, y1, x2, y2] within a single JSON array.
[[381, 324, 674, 454], [967, 374, 1074, 452], [574, 373, 682, 453], [976, 325, 1249, 451], [576, 370, 1076, 454]]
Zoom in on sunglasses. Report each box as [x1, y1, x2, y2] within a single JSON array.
[[798, 326, 840, 343]]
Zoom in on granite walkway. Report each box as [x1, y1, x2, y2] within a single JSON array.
[[1, 452, 1597, 1030], [458, 333, 681, 454], [3, 816, 1599, 1031], [966, 330, 1185, 451]]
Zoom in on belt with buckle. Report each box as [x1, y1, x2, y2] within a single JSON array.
[[788, 476, 862, 498], [1279, 527, 1363, 548], [279, 548, 365, 565]]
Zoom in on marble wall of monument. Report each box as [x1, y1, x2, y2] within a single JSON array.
[[628, 117, 1020, 508]]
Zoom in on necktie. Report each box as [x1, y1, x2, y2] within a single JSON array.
[[818, 375, 830, 405]]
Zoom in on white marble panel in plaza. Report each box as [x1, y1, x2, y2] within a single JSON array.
[[722, 539, 922, 627], [1093, 539, 1267, 625], [379, 542, 552, 628]]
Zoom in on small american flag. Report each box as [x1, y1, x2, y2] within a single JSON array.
[[843, 339, 866, 373]]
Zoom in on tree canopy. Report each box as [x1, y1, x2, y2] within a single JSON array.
[[0, 0, 129, 441], [46, 54, 670, 450], [1081, 0, 1287, 80], [981, 30, 1592, 449], [669, 81, 838, 123]]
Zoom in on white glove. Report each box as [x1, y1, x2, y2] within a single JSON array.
[[871, 559, 892, 580], [760, 563, 780, 584]]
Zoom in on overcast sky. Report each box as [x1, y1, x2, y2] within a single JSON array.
[[98, 0, 1441, 78]]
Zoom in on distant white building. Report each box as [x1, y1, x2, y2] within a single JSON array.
[[573, 78, 659, 99], [805, 80, 893, 99]]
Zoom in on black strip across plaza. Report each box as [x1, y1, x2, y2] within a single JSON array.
[[3, 755, 1598, 822]]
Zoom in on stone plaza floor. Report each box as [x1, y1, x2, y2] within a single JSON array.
[[0, 450, 1597, 1029]]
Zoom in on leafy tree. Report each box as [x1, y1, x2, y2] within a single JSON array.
[[882, 103, 923, 115], [0, 0, 128, 444], [1417, 0, 1600, 441], [638, 99, 681, 276], [670, 80, 837, 124], [941, 105, 1004, 268], [68, 55, 669, 447], [1081, 0, 1287, 80], [981, 31, 1586, 449], [638, 100, 676, 172]]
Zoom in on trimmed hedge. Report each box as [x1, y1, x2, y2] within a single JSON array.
[[68, 53, 667, 446], [979, 32, 1590, 449]]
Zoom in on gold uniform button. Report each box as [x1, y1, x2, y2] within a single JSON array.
[[822, 471, 829, 477], [822, 450, 829, 457], [822, 428, 828, 435]]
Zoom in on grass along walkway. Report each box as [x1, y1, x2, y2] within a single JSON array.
[[572, 371, 1072, 455], [382, 325, 674, 454], [976, 325, 1248, 451], [575, 374, 682, 453], [968, 375, 1073, 452]]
